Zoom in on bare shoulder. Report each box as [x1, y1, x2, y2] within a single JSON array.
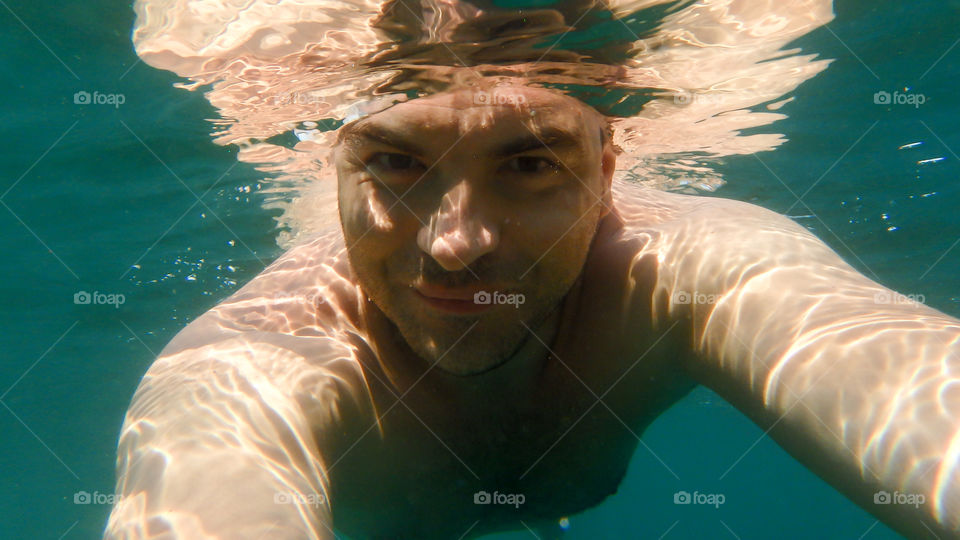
[[162, 228, 364, 356], [603, 180, 891, 351], [611, 179, 808, 233], [609, 181, 852, 275], [144, 227, 376, 439]]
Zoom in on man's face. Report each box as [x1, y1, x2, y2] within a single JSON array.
[[335, 85, 616, 375]]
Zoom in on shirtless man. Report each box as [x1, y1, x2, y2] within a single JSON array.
[[105, 82, 960, 539]]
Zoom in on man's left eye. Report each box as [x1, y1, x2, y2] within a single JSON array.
[[507, 156, 559, 174]]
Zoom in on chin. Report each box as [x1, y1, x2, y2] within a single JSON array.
[[371, 268, 575, 376], [401, 296, 559, 377], [404, 321, 525, 376], [431, 349, 515, 376]]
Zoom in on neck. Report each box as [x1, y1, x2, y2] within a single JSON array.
[[448, 298, 564, 407]]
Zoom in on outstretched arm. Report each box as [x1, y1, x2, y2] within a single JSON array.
[[654, 195, 960, 538], [105, 337, 346, 539]]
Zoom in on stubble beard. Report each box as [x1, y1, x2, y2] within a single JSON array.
[[388, 283, 565, 376], [347, 213, 599, 377]]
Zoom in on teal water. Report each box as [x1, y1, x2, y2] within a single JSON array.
[[1, 1, 958, 538]]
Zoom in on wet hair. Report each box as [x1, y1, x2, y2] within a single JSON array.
[[599, 117, 620, 155]]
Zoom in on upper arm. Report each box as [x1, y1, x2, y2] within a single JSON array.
[[650, 195, 960, 536], [652, 196, 947, 396], [106, 336, 363, 539]]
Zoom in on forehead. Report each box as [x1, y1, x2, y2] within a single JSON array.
[[339, 86, 600, 144]]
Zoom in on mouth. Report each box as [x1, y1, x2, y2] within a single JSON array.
[[412, 281, 504, 315]]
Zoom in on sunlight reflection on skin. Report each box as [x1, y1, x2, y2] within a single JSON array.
[[108, 129, 960, 537], [106, 1, 960, 539]]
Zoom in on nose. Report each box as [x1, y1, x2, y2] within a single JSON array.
[[417, 180, 499, 271]]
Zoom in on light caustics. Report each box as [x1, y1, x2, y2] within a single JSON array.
[[132, 0, 834, 248]]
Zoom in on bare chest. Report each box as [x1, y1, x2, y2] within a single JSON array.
[[328, 315, 690, 539], [328, 372, 643, 538]]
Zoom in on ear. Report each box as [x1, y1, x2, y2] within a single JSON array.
[[598, 140, 617, 217]]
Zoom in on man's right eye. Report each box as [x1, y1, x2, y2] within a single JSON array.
[[367, 152, 422, 172]]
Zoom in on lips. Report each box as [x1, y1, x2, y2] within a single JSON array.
[[412, 280, 509, 315], [414, 282, 492, 301]]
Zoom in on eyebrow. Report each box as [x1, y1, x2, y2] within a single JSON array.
[[340, 122, 584, 158]]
